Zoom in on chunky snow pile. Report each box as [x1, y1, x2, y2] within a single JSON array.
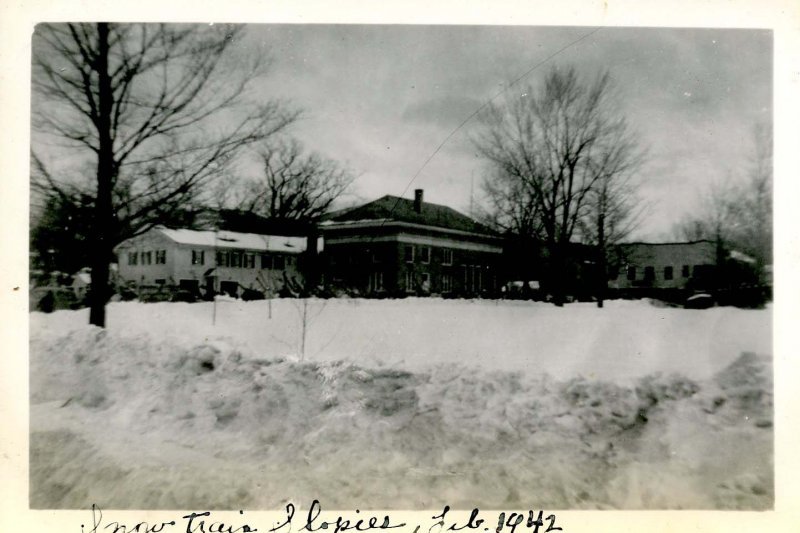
[[29, 299, 772, 510]]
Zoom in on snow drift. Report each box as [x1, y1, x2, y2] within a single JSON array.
[[29, 299, 772, 510]]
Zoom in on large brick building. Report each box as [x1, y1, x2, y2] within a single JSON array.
[[319, 190, 503, 296]]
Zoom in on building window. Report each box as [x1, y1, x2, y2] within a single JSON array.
[[274, 256, 285, 270], [682, 265, 690, 278], [608, 266, 619, 280], [369, 271, 385, 292], [442, 249, 453, 265], [664, 266, 674, 280], [128, 252, 138, 266], [405, 270, 415, 292], [419, 246, 431, 264], [155, 250, 166, 264], [404, 245, 414, 263], [644, 266, 655, 282], [421, 272, 431, 292], [155, 279, 166, 285], [230, 251, 242, 268], [626, 266, 636, 281], [216, 251, 227, 267], [286, 256, 295, 267], [192, 250, 204, 265], [261, 254, 272, 269], [442, 273, 453, 292], [141, 251, 152, 265], [245, 253, 256, 269]]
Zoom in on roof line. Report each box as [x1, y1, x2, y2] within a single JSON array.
[[619, 240, 716, 246], [320, 219, 502, 240]]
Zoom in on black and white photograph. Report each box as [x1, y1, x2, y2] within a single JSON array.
[[8, 4, 790, 524]]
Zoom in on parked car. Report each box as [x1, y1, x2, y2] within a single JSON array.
[[685, 292, 714, 309], [502, 280, 543, 300]]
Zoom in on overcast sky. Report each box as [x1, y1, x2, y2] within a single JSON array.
[[239, 25, 771, 240]]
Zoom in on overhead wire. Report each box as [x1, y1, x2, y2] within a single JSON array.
[[386, 26, 603, 218]]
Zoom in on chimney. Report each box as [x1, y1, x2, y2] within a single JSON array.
[[414, 189, 424, 213]]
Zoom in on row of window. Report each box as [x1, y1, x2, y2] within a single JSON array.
[[128, 250, 166, 265], [214, 250, 294, 270], [127, 249, 293, 270], [405, 268, 484, 293], [334, 246, 456, 266], [619, 264, 701, 282], [403, 245, 453, 265], [369, 266, 486, 293]]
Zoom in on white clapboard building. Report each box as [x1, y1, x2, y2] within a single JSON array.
[[115, 227, 307, 297]]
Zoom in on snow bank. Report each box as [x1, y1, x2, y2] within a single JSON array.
[[29, 299, 772, 510], [33, 298, 772, 383]]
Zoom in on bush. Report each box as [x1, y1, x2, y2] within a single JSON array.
[[31, 286, 79, 312], [171, 289, 197, 303], [241, 288, 265, 301], [118, 286, 138, 301], [38, 291, 55, 313]]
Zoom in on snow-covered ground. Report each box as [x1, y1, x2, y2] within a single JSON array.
[[29, 298, 773, 510]]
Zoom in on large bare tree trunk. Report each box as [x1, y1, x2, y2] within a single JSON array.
[[89, 23, 114, 328]]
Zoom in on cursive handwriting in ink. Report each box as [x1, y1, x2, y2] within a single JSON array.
[[182, 510, 257, 533], [301, 500, 406, 533], [430, 506, 484, 532], [82, 502, 562, 533], [268, 503, 296, 533], [495, 511, 561, 533], [83, 504, 177, 533]]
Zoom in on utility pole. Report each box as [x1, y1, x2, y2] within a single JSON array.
[[597, 212, 605, 308], [469, 172, 475, 216]]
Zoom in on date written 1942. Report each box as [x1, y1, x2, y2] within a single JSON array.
[[426, 506, 562, 533]]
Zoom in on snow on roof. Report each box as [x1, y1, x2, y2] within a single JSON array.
[[157, 228, 307, 254], [318, 218, 393, 227]]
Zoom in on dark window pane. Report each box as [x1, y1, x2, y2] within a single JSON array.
[[404, 245, 414, 263]]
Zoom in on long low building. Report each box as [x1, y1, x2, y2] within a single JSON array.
[[608, 240, 718, 293], [115, 227, 308, 297]]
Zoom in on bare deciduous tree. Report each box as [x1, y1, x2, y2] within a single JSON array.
[[239, 139, 354, 222], [479, 167, 543, 238], [475, 66, 645, 304], [730, 123, 773, 269], [31, 23, 297, 326], [674, 123, 772, 280]]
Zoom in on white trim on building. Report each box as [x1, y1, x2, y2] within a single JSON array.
[[325, 233, 503, 254]]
